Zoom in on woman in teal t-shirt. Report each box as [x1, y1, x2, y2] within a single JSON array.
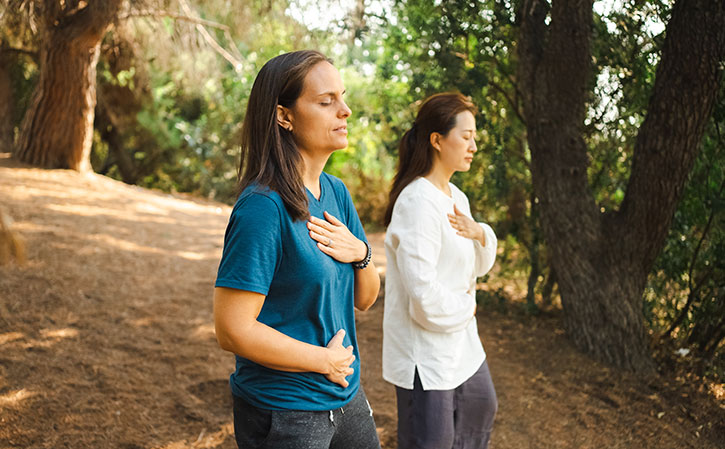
[[214, 50, 381, 449]]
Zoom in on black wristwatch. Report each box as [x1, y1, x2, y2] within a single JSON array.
[[352, 241, 372, 269]]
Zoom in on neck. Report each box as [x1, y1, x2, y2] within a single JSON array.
[[299, 150, 330, 196], [424, 160, 454, 195]]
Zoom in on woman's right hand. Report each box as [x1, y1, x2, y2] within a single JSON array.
[[324, 329, 355, 388]]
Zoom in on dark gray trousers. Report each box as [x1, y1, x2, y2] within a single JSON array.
[[233, 387, 381, 449], [395, 360, 498, 449]]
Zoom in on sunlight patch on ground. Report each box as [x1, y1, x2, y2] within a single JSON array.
[[0, 331, 24, 345], [82, 233, 218, 261], [192, 323, 216, 340], [0, 389, 36, 408], [129, 317, 155, 328], [44, 203, 177, 225], [153, 422, 233, 449], [40, 328, 79, 339]]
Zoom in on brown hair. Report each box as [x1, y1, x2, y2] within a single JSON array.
[[237, 50, 332, 221], [383, 92, 477, 226]]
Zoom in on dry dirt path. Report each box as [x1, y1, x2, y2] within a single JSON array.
[[1, 155, 723, 448]]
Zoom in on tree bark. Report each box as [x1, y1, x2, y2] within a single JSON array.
[[14, 1, 121, 172], [517, 0, 725, 371], [0, 49, 14, 152]]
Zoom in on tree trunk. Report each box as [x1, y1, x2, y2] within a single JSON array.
[[95, 94, 139, 183], [14, 2, 120, 172], [517, 0, 725, 372], [0, 49, 14, 152]]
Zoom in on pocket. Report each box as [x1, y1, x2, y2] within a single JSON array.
[[232, 395, 273, 449]]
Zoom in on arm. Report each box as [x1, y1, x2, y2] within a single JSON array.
[[392, 197, 476, 333], [213, 287, 356, 387], [307, 212, 380, 311], [473, 223, 497, 277], [354, 259, 379, 311], [448, 204, 497, 277]]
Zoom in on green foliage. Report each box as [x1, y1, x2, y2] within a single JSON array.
[[586, 0, 668, 211], [3, 0, 721, 368], [646, 88, 725, 364], [378, 0, 541, 303]]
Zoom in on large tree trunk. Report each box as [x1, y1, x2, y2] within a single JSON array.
[[517, 0, 725, 372], [15, 1, 120, 172], [0, 49, 14, 152]]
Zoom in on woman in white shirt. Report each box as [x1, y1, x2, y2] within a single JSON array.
[[382, 92, 498, 449]]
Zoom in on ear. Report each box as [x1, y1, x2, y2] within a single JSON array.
[[276, 105, 294, 132], [429, 132, 443, 152]]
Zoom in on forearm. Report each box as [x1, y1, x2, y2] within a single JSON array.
[[217, 320, 328, 373], [409, 288, 476, 333], [474, 223, 497, 276], [354, 260, 380, 311]]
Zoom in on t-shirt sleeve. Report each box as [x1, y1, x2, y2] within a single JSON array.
[[215, 193, 283, 295]]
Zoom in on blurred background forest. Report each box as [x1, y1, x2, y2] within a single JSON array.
[[0, 0, 722, 378]]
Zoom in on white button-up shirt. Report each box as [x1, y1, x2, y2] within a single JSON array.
[[382, 177, 497, 390]]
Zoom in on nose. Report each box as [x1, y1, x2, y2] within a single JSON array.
[[469, 137, 477, 153], [339, 100, 351, 118]]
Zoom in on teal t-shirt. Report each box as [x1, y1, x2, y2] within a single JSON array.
[[215, 172, 367, 411]]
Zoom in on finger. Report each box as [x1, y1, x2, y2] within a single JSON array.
[[317, 242, 335, 255], [307, 221, 331, 236], [453, 204, 464, 216], [323, 211, 343, 226], [310, 215, 335, 231], [309, 230, 328, 244], [327, 329, 346, 347]]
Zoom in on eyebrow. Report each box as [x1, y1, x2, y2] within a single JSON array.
[[316, 90, 346, 97]]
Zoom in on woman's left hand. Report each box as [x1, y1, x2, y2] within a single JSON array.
[[448, 204, 485, 246], [308, 211, 367, 263]]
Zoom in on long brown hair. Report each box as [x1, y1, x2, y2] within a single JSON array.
[[237, 50, 332, 221], [384, 92, 477, 226]]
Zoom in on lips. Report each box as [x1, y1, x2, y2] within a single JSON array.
[[333, 126, 348, 135]]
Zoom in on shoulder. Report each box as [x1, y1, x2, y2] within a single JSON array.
[[232, 184, 285, 221], [393, 179, 444, 220], [321, 172, 350, 195], [398, 178, 440, 208]]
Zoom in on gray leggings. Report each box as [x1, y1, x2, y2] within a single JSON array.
[[395, 361, 498, 449], [232, 387, 381, 449]]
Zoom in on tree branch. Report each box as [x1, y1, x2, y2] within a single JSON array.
[[118, 9, 231, 32], [177, 0, 243, 69], [489, 79, 527, 126], [0, 45, 38, 60], [617, 0, 725, 268]]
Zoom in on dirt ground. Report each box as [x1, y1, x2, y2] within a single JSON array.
[[1, 153, 723, 449]]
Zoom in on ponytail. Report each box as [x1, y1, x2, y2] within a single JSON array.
[[383, 93, 477, 226]]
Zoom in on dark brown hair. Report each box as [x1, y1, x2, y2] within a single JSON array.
[[237, 50, 332, 220], [383, 92, 477, 226]]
